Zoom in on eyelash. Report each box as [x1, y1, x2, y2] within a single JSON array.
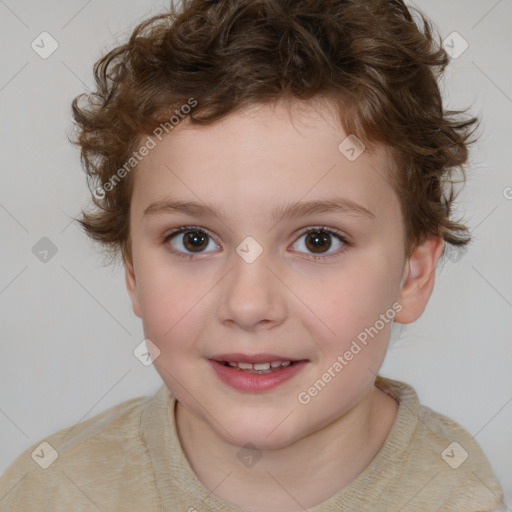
[[162, 225, 350, 262]]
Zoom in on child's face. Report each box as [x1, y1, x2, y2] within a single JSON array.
[[125, 99, 421, 449]]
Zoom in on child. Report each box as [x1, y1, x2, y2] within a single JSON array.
[[0, 0, 506, 510]]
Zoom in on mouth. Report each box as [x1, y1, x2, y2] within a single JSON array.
[[211, 353, 306, 372], [216, 360, 298, 374], [209, 353, 309, 392]]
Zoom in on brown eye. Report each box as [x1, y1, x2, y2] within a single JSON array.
[[304, 231, 332, 253], [182, 231, 209, 252], [291, 227, 347, 259], [166, 228, 219, 255]]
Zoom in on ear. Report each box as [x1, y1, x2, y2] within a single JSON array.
[[124, 256, 142, 318], [394, 235, 444, 324]]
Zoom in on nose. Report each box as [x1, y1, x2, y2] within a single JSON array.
[[216, 249, 288, 331]]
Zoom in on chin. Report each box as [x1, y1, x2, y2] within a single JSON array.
[[216, 411, 304, 451]]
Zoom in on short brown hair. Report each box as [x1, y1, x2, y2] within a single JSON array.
[[71, 0, 478, 265]]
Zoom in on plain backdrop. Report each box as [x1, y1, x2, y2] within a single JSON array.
[[1, 0, 511, 504]]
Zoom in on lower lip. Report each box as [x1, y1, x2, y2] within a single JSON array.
[[209, 360, 308, 392]]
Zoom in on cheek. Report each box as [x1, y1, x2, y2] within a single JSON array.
[[136, 265, 201, 342], [298, 262, 399, 346], [293, 268, 396, 424]]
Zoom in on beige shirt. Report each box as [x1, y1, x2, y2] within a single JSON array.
[[0, 377, 505, 511]]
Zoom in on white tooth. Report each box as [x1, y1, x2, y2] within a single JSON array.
[[270, 361, 283, 368], [253, 362, 271, 370], [228, 362, 238, 367], [281, 361, 291, 367], [238, 362, 253, 370]]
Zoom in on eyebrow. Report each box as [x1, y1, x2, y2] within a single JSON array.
[[143, 197, 376, 224]]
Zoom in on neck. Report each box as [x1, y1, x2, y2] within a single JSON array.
[[175, 385, 398, 512]]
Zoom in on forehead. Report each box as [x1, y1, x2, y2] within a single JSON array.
[[132, 100, 399, 226]]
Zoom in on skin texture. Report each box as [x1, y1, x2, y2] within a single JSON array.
[[125, 98, 444, 511]]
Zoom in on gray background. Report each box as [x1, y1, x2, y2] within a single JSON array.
[[1, 0, 511, 505]]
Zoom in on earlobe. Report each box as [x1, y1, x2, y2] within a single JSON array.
[[394, 236, 444, 324], [124, 259, 142, 318]]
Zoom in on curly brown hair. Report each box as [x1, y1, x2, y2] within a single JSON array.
[[71, 0, 478, 266]]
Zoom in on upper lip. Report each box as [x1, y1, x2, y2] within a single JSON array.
[[210, 353, 303, 364]]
